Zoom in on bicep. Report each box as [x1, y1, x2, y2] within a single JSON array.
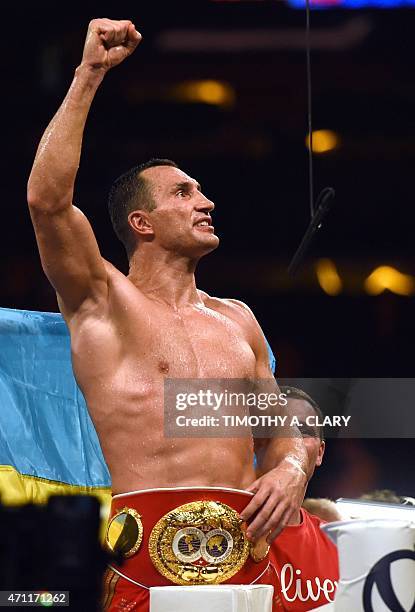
[[29, 204, 108, 313]]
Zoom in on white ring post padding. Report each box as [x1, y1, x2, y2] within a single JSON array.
[[321, 519, 415, 612], [149, 584, 274, 612]]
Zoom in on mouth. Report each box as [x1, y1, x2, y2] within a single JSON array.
[[194, 219, 215, 233]]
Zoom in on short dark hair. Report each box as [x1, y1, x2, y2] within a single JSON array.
[[108, 158, 178, 257], [279, 385, 325, 440]]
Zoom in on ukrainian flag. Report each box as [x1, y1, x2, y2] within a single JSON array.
[[0, 307, 275, 511], [0, 307, 111, 512]]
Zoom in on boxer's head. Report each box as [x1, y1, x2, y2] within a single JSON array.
[[280, 386, 325, 482], [108, 159, 219, 260]]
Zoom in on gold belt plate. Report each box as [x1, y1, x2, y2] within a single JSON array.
[[148, 500, 250, 585]]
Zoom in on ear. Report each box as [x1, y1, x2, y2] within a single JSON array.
[[128, 210, 154, 238], [315, 440, 325, 467]]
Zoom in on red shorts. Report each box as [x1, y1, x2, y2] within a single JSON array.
[[102, 567, 149, 611], [101, 487, 279, 611]]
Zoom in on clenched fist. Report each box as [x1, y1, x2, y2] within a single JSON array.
[[81, 18, 141, 72]]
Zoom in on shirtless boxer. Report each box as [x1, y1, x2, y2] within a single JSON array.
[[27, 18, 307, 610]]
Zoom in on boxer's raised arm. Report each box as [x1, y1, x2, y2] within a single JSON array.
[[27, 19, 141, 315]]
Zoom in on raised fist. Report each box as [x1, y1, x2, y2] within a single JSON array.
[[81, 18, 141, 72]]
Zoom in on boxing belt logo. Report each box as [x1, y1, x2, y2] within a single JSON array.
[[148, 500, 250, 585]]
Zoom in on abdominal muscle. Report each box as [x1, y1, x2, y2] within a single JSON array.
[[84, 384, 257, 495]]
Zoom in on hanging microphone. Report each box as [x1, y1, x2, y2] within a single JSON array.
[[287, 187, 335, 276], [287, 0, 337, 276]]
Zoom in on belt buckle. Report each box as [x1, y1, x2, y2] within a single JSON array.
[[148, 500, 250, 585]]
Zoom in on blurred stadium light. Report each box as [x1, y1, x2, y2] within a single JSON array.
[[306, 130, 340, 154], [210, 0, 415, 10], [170, 80, 235, 108], [156, 20, 371, 52], [288, 0, 415, 8], [364, 266, 415, 296], [315, 259, 343, 295]]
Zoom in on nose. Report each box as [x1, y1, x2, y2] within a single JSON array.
[[195, 192, 215, 212]]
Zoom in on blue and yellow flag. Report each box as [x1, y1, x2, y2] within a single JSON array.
[[0, 306, 275, 509], [0, 307, 111, 508]]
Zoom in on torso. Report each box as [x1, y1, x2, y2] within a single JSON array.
[[66, 263, 259, 493]]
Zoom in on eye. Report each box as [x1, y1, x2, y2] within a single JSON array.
[[176, 189, 187, 198], [297, 423, 318, 438]]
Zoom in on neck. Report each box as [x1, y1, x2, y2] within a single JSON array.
[[128, 246, 203, 308]]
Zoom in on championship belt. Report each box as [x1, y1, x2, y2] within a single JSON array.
[[148, 500, 249, 585], [105, 487, 270, 588]]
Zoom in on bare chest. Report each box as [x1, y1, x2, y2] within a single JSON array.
[[125, 304, 256, 379], [71, 300, 256, 386]]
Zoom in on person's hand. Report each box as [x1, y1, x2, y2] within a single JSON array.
[[81, 18, 142, 73], [240, 460, 307, 545]]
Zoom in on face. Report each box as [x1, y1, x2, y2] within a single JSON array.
[[286, 398, 325, 481], [130, 165, 219, 258]]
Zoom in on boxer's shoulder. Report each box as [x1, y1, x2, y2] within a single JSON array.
[[199, 292, 256, 326], [198, 293, 267, 361]]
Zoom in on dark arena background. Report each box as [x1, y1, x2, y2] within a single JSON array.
[[2, 1, 414, 499]]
